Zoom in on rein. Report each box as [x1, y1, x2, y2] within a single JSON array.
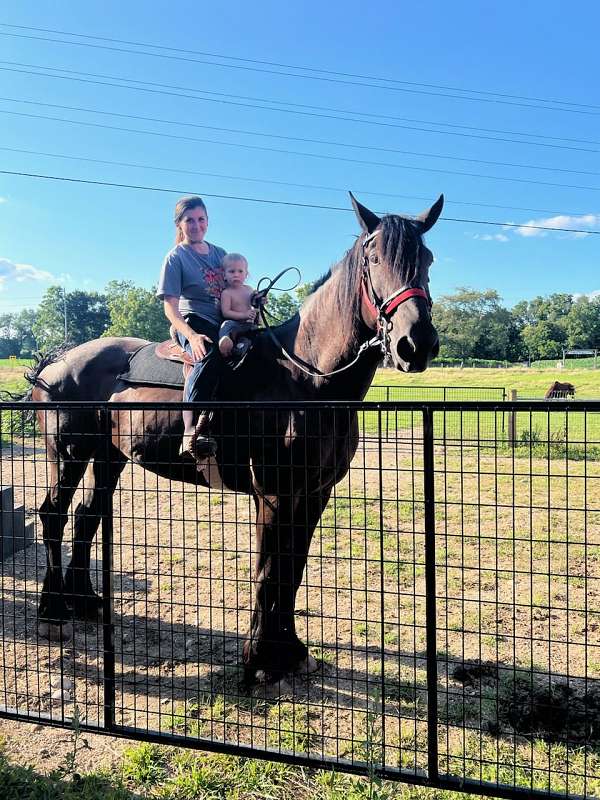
[[258, 232, 431, 379]]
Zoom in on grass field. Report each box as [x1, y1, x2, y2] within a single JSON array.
[[3, 362, 599, 458]]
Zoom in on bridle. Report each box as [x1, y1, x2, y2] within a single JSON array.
[[359, 230, 432, 354], [257, 229, 432, 378]]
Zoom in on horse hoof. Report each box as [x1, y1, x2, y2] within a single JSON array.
[[38, 621, 73, 642], [253, 671, 294, 699], [297, 654, 319, 674]]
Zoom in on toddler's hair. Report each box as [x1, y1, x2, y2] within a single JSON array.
[[222, 253, 248, 270]]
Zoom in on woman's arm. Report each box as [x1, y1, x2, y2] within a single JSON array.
[[163, 296, 212, 360]]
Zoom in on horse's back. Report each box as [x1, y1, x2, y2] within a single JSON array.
[[32, 337, 148, 402]]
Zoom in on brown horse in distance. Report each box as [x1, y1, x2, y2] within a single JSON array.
[[27, 194, 443, 689]]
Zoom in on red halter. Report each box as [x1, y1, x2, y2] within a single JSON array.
[[360, 232, 432, 331]]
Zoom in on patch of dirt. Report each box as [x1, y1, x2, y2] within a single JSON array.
[[0, 718, 128, 775]]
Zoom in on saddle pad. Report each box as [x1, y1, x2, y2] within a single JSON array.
[[118, 342, 186, 389]]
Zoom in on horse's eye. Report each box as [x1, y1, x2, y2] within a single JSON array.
[[369, 253, 379, 265]]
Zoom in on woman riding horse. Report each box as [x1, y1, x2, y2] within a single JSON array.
[[158, 196, 243, 458]]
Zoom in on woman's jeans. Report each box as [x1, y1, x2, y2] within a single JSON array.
[[177, 315, 221, 403]]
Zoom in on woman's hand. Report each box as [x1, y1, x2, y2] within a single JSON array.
[[189, 332, 212, 361]]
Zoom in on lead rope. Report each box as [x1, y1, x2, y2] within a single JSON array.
[[256, 262, 385, 379], [258, 302, 384, 379]]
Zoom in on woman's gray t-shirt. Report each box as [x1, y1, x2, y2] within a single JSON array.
[[156, 242, 226, 325]]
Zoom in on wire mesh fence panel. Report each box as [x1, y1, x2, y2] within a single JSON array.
[[0, 404, 105, 731], [1, 398, 600, 800], [434, 404, 600, 798], [105, 404, 429, 779]]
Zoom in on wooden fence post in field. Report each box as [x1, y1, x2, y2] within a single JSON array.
[[508, 389, 517, 446]]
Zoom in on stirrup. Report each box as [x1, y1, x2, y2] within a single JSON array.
[[190, 431, 217, 460], [233, 337, 251, 359], [180, 432, 217, 460]]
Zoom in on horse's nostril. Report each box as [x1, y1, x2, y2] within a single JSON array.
[[396, 336, 416, 362]]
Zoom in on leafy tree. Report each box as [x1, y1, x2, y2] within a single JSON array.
[[263, 291, 300, 322], [0, 314, 20, 358], [563, 296, 600, 349], [33, 286, 109, 351], [512, 293, 573, 329], [295, 282, 314, 305], [521, 320, 566, 360], [433, 287, 517, 360], [104, 281, 169, 341]]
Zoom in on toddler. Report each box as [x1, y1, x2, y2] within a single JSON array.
[[218, 253, 260, 358]]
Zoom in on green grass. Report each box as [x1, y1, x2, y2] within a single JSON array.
[[0, 358, 33, 368], [6, 733, 574, 800], [372, 365, 600, 398], [363, 366, 600, 460], [531, 356, 599, 370]]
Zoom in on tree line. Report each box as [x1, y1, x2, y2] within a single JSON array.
[[1, 282, 598, 362]]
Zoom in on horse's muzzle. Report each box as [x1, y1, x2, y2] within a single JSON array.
[[394, 333, 439, 373]]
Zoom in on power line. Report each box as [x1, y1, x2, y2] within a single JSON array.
[[0, 26, 597, 117], [1, 144, 588, 218], [2, 22, 596, 111], [2, 61, 596, 155], [3, 107, 599, 193], [1, 94, 597, 179], [2, 168, 599, 235]]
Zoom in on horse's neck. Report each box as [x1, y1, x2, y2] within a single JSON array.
[[294, 268, 379, 399]]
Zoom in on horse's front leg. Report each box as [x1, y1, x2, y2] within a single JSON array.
[[243, 488, 331, 686]]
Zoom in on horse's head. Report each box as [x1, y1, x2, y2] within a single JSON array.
[[350, 193, 443, 373]]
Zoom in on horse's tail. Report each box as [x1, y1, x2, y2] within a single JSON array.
[[0, 345, 71, 404]]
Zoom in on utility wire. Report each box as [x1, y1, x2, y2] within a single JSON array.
[[1, 95, 596, 178], [3, 107, 599, 193], [2, 60, 596, 152], [1, 21, 595, 111], [1, 144, 588, 218], [0, 28, 597, 116], [2, 168, 598, 235]]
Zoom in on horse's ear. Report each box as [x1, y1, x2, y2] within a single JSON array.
[[349, 192, 381, 234], [416, 194, 444, 233]]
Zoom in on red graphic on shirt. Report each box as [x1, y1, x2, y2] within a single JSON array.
[[204, 266, 225, 300]]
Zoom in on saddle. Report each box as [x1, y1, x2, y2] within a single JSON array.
[[153, 325, 256, 379], [154, 327, 195, 381]]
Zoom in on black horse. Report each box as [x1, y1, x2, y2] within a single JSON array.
[[28, 194, 443, 689]]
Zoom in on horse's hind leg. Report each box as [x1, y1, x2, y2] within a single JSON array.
[[64, 447, 126, 620], [38, 450, 92, 641]]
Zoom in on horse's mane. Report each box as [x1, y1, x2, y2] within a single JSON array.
[[300, 215, 422, 358]]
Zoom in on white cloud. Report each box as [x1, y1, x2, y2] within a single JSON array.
[[0, 257, 53, 290], [511, 213, 600, 239], [0, 197, 7, 204], [471, 232, 509, 242]]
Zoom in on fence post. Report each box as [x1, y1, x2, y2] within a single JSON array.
[[422, 406, 438, 782], [508, 389, 518, 446], [101, 405, 116, 732]]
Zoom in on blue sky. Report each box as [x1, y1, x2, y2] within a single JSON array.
[[0, 0, 598, 315]]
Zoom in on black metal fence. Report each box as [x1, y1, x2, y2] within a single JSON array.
[[1, 398, 599, 800]]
